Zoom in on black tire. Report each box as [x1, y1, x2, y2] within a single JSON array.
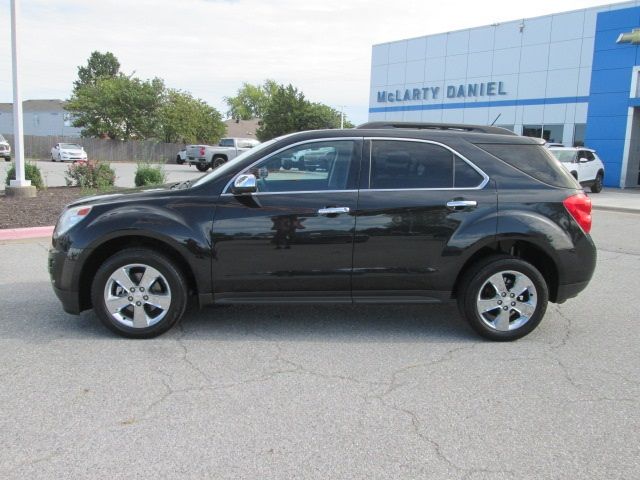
[[51, 155, 56, 162], [570, 171, 578, 180], [5, 157, 11, 162], [591, 172, 603, 193], [176, 155, 185, 165], [196, 163, 209, 172], [91, 248, 188, 339], [457, 255, 548, 341], [212, 156, 226, 169]]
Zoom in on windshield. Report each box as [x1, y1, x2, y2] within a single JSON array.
[[191, 137, 280, 188], [61, 143, 82, 149], [0, 134, 6, 143], [550, 150, 577, 163]]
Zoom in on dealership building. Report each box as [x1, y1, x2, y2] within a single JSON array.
[[369, 1, 640, 187]]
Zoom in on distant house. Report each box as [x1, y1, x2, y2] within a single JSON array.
[[0, 99, 81, 137], [224, 118, 260, 138]]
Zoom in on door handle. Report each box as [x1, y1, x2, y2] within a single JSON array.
[[318, 207, 350, 215], [446, 200, 477, 210]]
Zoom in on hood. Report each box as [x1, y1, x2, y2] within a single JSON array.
[[66, 183, 181, 208]]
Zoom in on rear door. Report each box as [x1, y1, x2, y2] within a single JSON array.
[[211, 138, 362, 302], [352, 138, 497, 301]]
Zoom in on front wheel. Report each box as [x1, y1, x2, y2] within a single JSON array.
[[457, 256, 548, 341], [196, 163, 209, 172], [591, 172, 603, 193], [91, 248, 188, 338], [176, 155, 185, 165]]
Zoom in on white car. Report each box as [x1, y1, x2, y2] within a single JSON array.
[[548, 147, 605, 193], [0, 134, 10, 161], [51, 143, 88, 162], [176, 148, 186, 165]]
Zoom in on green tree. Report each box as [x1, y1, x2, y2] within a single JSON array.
[[73, 51, 120, 92], [256, 83, 355, 141], [304, 103, 354, 130], [159, 89, 226, 144], [255, 84, 309, 141], [225, 79, 278, 120], [66, 75, 165, 140]]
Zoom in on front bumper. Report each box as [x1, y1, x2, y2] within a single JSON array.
[[48, 244, 85, 315]]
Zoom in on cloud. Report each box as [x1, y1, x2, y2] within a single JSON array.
[[0, 0, 612, 124]]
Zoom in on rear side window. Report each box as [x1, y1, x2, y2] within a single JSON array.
[[478, 143, 579, 188], [370, 140, 484, 189]]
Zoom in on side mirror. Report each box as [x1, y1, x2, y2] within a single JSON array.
[[232, 174, 257, 194]]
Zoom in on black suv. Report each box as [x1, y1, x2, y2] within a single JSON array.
[[49, 122, 596, 341]]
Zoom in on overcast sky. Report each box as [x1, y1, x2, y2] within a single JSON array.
[[0, 0, 623, 124]]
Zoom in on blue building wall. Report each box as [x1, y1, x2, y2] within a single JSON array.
[[585, 6, 640, 187]]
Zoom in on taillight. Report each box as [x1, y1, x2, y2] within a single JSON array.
[[563, 193, 592, 233], [199, 147, 205, 156]]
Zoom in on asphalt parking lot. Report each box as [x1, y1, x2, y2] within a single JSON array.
[[0, 210, 638, 479]]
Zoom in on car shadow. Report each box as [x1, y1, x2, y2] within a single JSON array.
[[0, 281, 477, 344]]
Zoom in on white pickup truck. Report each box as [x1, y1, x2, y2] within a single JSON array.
[[186, 137, 260, 172]]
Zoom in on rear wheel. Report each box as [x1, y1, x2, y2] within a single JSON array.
[[591, 172, 603, 193], [51, 154, 56, 162], [196, 163, 209, 172], [212, 156, 226, 169], [457, 255, 548, 341], [91, 248, 188, 338]]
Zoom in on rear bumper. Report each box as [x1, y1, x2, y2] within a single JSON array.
[[555, 280, 590, 304]]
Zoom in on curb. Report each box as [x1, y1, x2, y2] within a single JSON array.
[[0, 225, 54, 241], [592, 205, 640, 215]]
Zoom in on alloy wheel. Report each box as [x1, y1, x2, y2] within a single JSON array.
[[476, 270, 537, 331], [103, 263, 172, 328]]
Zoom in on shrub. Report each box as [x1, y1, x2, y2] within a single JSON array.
[[65, 161, 115, 190], [5, 162, 45, 190], [134, 162, 166, 187]]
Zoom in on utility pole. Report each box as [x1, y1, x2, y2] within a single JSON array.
[[7, 0, 36, 197]]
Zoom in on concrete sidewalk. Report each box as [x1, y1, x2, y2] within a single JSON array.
[[590, 188, 640, 214]]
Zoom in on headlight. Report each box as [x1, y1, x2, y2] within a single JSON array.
[[54, 205, 92, 236]]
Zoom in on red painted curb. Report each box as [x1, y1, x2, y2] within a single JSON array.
[[0, 225, 54, 241]]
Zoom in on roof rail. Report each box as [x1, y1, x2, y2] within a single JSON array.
[[355, 121, 517, 136]]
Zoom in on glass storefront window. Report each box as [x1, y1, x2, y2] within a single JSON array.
[[523, 124, 564, 144]]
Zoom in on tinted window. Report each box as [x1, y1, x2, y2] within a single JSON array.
[[454, 156, 484, 187], [478, 143, 579, 188], [370, 141, 453, 189], [582, 151, 595, 161], [249, 140, 358, 192], [219, 139, 235, 147]]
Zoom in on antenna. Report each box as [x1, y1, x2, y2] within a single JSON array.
[[490, 113, 502, 126]]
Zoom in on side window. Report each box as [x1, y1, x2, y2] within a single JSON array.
[[583, 151, 595, 162], [248, 140, 358, 193], [370, 141, 453, 189], [454, 156, 484, 188]]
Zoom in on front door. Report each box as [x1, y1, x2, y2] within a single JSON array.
[[211, 139, 362, 302], [352, 139, 497, 301]]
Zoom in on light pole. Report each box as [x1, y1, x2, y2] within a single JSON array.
[[338, 105, 346, 129], [7, 0, 36, 197]]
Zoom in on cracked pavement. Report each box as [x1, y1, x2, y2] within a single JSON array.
[[0, 210, 638, 479]]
